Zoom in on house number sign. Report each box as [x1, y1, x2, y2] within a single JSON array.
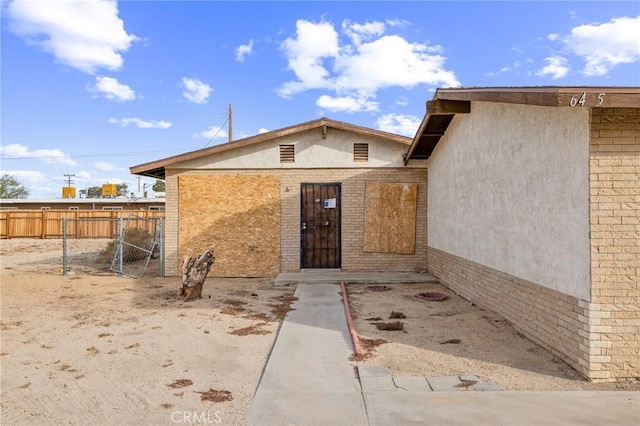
[[569, 92, 605, 107]]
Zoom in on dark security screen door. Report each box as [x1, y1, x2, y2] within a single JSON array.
[[300, 183, 341, 269]]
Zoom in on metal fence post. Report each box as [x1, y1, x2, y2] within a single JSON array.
[[117, 217, 124, 276], [159, 218, 165, 278], [62, 217, 67, 275]]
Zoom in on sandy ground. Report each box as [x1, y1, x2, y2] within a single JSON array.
[[347, 282, 640, 391], [0, 239, 296, 426], [2, 240, 638, 426]]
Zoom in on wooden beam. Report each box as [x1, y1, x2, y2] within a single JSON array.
[[427, 100, 470, 114]]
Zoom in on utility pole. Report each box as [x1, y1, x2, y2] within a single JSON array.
[[137, 176, 141, 192], [63, 174, 75, 187], [228, 104, 233, 142]]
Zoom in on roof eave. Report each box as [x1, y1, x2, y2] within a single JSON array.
[[404, 86, 640, 162]]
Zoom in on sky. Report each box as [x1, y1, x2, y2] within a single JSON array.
[[1, 0, 639, 199]]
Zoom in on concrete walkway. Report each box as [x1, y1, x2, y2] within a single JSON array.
[[249, 284, 368, 425], [249, 283, 640, 426]]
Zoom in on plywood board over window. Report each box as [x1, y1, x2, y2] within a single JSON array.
[[179, 175, 280, 277], [363, 181, 418, 254]]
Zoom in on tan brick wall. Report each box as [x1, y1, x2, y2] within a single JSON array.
[[164, 167, 427, 276], [588, 107, 640, 380], [427, 248, 594, 379]]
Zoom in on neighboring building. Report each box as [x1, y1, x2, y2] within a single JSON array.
[[131, 117, 427, 278], [404, 86, 639, 382], [0, 197, 165, 211]]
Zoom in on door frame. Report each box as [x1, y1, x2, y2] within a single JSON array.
[[299, 182, 342, 269]]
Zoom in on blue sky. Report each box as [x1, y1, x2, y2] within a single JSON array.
[[1, 0, 639, 199]]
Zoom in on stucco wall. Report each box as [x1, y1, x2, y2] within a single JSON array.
[[428, 102, 591, 300], [174, 127, 408, 170]]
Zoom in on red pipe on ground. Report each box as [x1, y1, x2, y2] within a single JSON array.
[[340, 281, 363, 357]]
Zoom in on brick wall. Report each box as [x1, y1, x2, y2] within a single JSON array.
[[164, 167, 427, 276], [588, 107, 640, 380], [427, 248, 593, 378], [279, 168, 427, 273]]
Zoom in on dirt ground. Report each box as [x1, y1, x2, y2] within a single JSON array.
[[0, 239, 296, 425], [1, 240, 638, 425], [347, 282, 640, 391]]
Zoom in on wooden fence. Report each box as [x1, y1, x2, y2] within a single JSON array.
[[0, 210, 165, 239]]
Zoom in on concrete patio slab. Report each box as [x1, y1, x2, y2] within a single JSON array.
[[360, 376, 397, 393], [274, 271, 438, 286], [393, 376, 432, 392]]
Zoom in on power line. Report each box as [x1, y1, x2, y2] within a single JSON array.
[[203, 116, 230, 148]]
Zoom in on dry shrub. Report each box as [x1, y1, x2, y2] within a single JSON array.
[[99, 227, 154, 263]]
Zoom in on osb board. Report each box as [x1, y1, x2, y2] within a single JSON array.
[[363, 181, 418, 254], [178, 175, 280, 277]]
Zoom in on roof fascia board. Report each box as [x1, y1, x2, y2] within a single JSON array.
[[435, 86, 640, 108], [426, 99, 471, 114], [404, 114, 431, 165]]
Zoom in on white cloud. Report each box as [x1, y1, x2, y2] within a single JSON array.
[[236, 39, 254, 62], [0, 143, 77, 166], [75, 170, 92, 180], [395, 96, 409, 106], [0, 170, 48, 184], [279, 20, 340, 97], [279, 19, 459, 113], [197, 126, 228, 141], [108, 117, 172, 129], [182, 77, 212, 104], [6, 0, 138, 74], [536, 56, 570, 80], [563, 16, 640, 76], [93, 161, 119, 171], [90, 76, 136, 101], [375, 113, 421, 137], [317, 94, 378, 113], [547, 33, 559, 41], [258, 128, 269, 134], [342, 20, 385, 45]]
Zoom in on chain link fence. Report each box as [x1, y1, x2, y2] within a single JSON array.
[[62, 216, 164, 278]]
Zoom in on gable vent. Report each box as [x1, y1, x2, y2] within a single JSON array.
[[353, 143, 369, 162], [279, 144, 295, 163]]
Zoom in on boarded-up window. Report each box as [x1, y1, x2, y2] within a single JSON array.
[[179, 175, 281, 277], [279, 145, 295, 163], [354, 143, 368, 162], [363, 181, 418, 254]]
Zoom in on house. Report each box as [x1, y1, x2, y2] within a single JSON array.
[[404, 86, 639, 382], [130, 118, 428, 278], [131, 87, 639, 382]]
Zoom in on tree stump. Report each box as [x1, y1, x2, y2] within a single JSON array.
[[176, 248, 215, 302]]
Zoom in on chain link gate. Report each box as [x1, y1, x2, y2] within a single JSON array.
[[110, 214, 164, 278], [62, 215, 164, 278]]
